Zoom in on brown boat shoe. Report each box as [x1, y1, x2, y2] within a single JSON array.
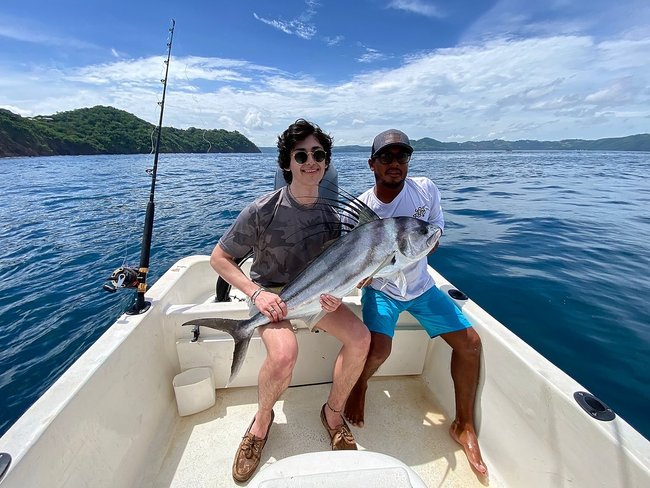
[[232, 410, 275, 483], [320, 403, 357, 450]]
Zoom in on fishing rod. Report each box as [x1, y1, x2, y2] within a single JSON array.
[[103, 19, 175, 315]]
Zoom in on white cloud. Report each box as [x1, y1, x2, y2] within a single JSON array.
[[1, 34, 649, 146], [243, 108, 272, 130], [357, 47, 388, 63], [461, 0, 650, 44], [584, 78, 634, 104], [0, 104, 32, 116], [253, 13, 316, 40], [324, 35, 344, 46], [387, 0, 445, 18], [253, 1, 321, 40]]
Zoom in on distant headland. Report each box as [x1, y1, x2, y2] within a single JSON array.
[[260, 133, 650, 153], [2, 105, 649, 158], [0, 106, 260, 158]]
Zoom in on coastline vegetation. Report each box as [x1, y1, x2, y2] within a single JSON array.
[[3, 105, 649, 157], [409, 134, 650, 151], [0, 106, 260, 157], [258, 130, 650, 154]]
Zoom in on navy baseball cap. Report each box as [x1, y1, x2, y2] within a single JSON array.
[[370, 129, 413, 158]]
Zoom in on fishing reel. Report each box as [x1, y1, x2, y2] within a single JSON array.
[[103, 266, 140, 293]]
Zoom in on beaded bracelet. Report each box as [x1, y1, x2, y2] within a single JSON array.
[[250, 286, 264, 303]]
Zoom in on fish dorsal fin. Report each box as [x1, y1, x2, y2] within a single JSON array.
[[316, 181, 380, 231], [336, 185, 380, 227], [353, 198, 380, 227]]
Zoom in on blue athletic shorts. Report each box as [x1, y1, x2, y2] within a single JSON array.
[[361, 285, 472, 338]]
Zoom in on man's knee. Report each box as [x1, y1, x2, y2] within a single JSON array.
[[360, 325, 372, 350], [267, 343, 298, 376], [368, 332, 392, 364], [452, 328, 482, 358], [347, 320, 371, 354]]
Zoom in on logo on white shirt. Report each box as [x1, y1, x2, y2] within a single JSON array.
[[413, 206, 427, 218]]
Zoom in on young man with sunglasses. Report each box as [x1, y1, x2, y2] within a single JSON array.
[[211, 119, 370, 482], [344, 129, 489, 481]]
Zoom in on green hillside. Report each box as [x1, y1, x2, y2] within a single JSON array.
[[410, 134, 650, 151], [272, 134, 650, 153], [3, 106, 648, 157], [0, 106, 260, 157]]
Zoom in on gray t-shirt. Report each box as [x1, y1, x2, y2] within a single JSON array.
[[219, 187, 340, 287]]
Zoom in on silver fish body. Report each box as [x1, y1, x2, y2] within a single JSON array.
[[184, 216, 441, 382]]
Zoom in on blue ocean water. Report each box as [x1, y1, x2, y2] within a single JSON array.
[[0, 151, 648, 441]]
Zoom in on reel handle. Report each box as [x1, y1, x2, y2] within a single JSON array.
[[103, 266, 140, 293]]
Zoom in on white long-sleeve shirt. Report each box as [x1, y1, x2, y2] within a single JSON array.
[[358, 176, 444, 300]]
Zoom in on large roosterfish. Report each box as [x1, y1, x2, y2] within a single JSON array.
[[183, 194, 442, 382]]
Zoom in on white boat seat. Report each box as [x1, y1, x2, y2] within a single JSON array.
[[248, 450, 427, 488]]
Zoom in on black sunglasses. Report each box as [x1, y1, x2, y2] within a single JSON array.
[[293, 149, 327, 164], [376, 151, 411, 165]]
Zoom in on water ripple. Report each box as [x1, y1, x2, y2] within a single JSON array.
[[1, 151, 649, 441]]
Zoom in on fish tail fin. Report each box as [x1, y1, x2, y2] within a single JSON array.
[[229, 333, 253, 384], [181, 317, 256, 383]]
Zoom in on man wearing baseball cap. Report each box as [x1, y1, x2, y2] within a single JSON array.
[[345, 129, 488, 481]]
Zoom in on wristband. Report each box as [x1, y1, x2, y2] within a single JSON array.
[[250, 286, 264, 303]]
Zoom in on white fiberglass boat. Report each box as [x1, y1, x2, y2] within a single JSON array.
[[0, 255, 648, 487], [2, 19, 648, 488]]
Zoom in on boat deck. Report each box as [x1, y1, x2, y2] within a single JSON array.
[[150, 376, 497, 487]]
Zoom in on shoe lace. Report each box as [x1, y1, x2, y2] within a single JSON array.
[[334, 424, 356, 445], [240, 434, 263, 458]]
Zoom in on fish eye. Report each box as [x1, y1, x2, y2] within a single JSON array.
[[420, 227, 428, 235]]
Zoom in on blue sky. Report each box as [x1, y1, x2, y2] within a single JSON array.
[[1, 0, 649, 146]]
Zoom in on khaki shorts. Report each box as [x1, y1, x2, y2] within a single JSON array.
[[247, 286, 325, 331]]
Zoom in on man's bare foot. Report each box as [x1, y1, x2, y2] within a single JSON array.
[[343, 382, 367, 427], [450, 420, 489, 482]]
